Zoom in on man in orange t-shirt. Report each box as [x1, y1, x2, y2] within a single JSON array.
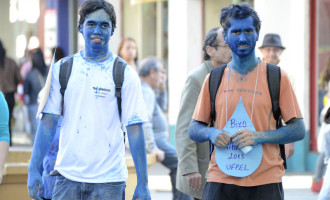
[[188, 4, 305, 200]]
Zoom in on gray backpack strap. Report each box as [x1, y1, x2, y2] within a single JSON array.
[[113, 56, 127, 120], [113, 56, 127, 143], [59, 57, 74, 116], [266, 63, 286, 169]]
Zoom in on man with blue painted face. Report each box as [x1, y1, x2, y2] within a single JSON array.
[[27, 1, 150, 200], [188, 4, 305, 200]]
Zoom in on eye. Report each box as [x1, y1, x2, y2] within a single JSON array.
[[244, 30, 253, 34], [101, 24, 110, 29], [232, 31, 240, 35], [87, 23, 95, 28]]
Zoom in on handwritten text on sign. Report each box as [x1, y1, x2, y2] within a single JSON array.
[[215, 97, 263, 177]]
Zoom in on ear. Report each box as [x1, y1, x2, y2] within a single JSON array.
[[223, 31, 228, 44], [110, 29, 114, 36], [256, 32, 259, 41], [79, 25, 83, 34], [206, 46, 215, 58]]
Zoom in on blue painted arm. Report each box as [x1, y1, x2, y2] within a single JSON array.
[[27, 113, 59, 200], [189, 120, 231, 148], [126, 123, 151, 200], [232, 118, 305, 148], [256, 118, 305, 144]]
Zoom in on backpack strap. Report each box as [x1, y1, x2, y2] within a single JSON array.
[[266, 63, 287, 169], [208, 64, 227, 157], [59, 57, 74, 116], [113, 56, 127, 142]]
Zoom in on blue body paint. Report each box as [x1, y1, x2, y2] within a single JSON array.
[[126, 123, 151, 200], [28, 8, 151, 199], [27, 114, 59, 200], [80, 9, 113, 62], [189, 11, 305, 149]]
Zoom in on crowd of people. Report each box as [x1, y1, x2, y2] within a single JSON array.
[[0, 0, 329, 200]]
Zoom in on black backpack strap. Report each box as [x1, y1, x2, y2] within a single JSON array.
[[208, 64, 227, 157], [59, 57, 74, 116], [267, 63, 287, 169], [113, 56, 127, 142]]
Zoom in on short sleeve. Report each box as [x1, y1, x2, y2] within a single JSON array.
[[279, 69, 303, 122], [121, 67, 148, 127], [0, 93, 10, 144], [192, 74, 212, 124], [42, 61, 62, 115]]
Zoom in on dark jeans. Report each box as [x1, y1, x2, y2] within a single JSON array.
[[155, 139, 193, 200], [4, 92, 15, 146], [203, 182, 284, 200], [52, 175, 125, 200]]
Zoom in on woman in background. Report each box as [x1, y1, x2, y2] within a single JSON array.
[[24, 49, 48, 144], [117, 37, 139, 71], [0, 91, 10, 184]]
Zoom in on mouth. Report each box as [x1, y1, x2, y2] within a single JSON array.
[[92, 38, 101, 43], [238, 45, 249, 49]]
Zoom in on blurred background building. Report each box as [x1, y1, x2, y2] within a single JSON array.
[[0, 0, 329, 173]]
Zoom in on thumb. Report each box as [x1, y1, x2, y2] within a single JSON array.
[[38, 181, 45, 196]]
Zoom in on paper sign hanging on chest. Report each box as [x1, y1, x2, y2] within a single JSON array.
[[215, 97, 263, 177]]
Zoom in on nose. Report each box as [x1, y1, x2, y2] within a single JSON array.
[[93, 25, 101, 35], [239, 33, 247, 43]]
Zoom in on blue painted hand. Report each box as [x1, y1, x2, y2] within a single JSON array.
[[231, 129, 257, 149], [27, 166, 43, 200], [208, 130, 231, 148], [133, 183, 151, 200]]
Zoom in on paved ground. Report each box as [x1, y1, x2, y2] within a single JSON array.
[[11, 131, 321, 200]]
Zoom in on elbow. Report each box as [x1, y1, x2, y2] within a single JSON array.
[[188, 120, 198, 142], [296, 119, 306, 141]]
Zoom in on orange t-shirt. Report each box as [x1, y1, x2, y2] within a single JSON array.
[[192, 61, 302, 186]]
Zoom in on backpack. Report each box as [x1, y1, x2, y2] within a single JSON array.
[[58, 56, 127, 142], [208, 63, 287, 169]]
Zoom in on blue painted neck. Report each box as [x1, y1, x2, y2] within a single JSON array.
[[82, 48, 112, 62], [230, 50, 259, 75]]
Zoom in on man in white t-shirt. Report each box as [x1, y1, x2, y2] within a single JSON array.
[[27, 1, 151, 200]]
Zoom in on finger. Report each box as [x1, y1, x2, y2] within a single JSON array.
[[219, 134, 230, 145], [232, 132, 244, 143], [196, 177, 202, 191], [215, 139, 226, 148]]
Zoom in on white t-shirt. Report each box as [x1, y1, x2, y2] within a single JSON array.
[[42, 51, 148, 183]]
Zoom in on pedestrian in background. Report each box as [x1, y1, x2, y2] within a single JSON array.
[[312, 56, 330, 194], [118, 37, 139, 71], [0, 39, 22, 146], [0, 91, 10, 184], [175, 27, 231, 200], [259, 33, 295, 159], [24, 49, 48, 144], [139, 57, 193, 200]]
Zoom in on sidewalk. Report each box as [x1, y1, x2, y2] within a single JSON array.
[[149, 162, 320, 200]]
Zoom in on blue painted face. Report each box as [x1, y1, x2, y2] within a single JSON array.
[[224, 16, 259, 58], [80, 9, 113, 59]]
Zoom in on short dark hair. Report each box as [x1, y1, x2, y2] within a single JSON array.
[[78, 0, 116, 34], [138, 57, 161, 77], [220, 4, 261, 35], [202, 27, 221, 61]]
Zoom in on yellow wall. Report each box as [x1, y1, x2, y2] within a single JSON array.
[[204, 0, 232, 35]]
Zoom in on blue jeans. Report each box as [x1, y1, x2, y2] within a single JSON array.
[[156, 139, 193, 200], [52, 174, 125, 200]]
